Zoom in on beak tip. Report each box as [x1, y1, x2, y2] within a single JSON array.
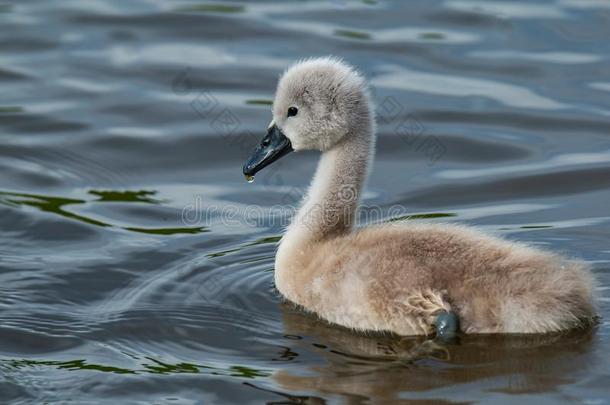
[[242, 163, 255, 176]]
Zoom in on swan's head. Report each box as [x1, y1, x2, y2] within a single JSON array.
[[243, 56, 372, 178]]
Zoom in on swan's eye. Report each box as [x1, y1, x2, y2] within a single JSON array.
[[287, 107, 298, 117]]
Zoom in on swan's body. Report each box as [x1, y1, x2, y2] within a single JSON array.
[[277, 222, 594, 334], [244, 57, 597, 335]]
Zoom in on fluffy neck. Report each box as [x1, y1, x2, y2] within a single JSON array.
[[284, 120, 375, 246]]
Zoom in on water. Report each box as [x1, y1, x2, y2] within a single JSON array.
[[1, 0, 610, 403]]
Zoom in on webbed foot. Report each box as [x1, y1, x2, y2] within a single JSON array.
[[434, 310, 460, 341]]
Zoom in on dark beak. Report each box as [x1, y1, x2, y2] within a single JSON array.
[[243, 124, 294, 177]]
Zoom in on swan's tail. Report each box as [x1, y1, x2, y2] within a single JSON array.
[[499, 261, 597, 333]]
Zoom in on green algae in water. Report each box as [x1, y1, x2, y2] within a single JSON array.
[[499, 225, 554, 230], [334, 29, 372, 40], [124, 226, 208, 235], [0, 106, 23, 113], [206, 235, 281, 258], [388, 213, 457, 222], [0, 190, 204, 234], [419, 32, 445, 40], [246, 99, 273, 106], [250, 235, 281, 245], [142, 357, 201, 374], [7, 359, 135, 375], [89, 189, 161, 204], [177, 4, 245, 13], [228, 365, 269, 378], [0, 191, 110, 227], [7, 358, 270, 377]]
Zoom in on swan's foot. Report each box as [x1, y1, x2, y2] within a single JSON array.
[[434, 310, 460, 341], [405, 289, 453, 335]]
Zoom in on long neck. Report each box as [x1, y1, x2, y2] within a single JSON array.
[[285, 122, 375, 245]]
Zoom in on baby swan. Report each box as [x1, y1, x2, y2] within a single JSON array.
[[243, 57, 597, 336]]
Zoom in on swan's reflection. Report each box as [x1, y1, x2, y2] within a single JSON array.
[[273, 303, 596, 403]]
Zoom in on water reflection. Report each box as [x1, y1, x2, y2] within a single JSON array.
[[276, 304, 597, 403]]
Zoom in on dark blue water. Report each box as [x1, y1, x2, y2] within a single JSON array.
[[1, 1, 610, 403]]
